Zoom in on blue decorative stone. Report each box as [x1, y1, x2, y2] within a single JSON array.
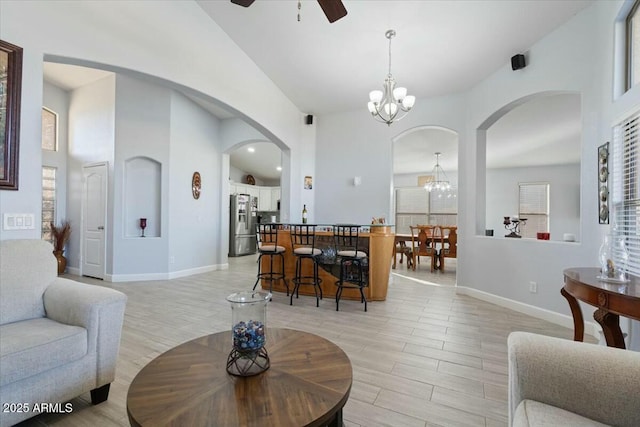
[[232, 320, 265, 351]]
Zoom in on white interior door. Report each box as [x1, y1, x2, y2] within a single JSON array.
[[82, 163, 107, 279]]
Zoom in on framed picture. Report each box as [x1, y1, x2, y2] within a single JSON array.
[[304, 175, 312, 190], [0, 40, 23, 190], [598, 142, 609, 224]]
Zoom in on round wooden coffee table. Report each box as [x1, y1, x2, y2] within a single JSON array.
[[127, 328, 352, 426]]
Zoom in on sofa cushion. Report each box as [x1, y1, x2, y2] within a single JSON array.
[[514, 399, 610, 427], [0, 318, 87, 387], [0, 240, 57, 325]]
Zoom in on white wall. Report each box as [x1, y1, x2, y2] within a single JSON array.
[[485, 164, 580, 241], [315, 94, 467, 225], [458, 3, 606, 317], [67, 75, 116, 272], [169, 91, 222, 273], [112, 74, 170, 278], [0, 0, 307, 242]]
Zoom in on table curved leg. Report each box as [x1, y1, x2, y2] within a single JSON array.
[[561, 287, 584, 342], [593, 308, 626, 349]]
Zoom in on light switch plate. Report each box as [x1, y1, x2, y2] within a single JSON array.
[[3, 213, 36, 230]]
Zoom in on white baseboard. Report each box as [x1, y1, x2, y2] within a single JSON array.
[[456, 286, 601, 339], [104, 263, 229, 282]]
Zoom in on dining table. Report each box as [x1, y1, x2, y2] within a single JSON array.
[[392, 226, 453, 269]]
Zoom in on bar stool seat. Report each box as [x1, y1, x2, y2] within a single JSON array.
[[253, 224, 288, 296], [290, 224, 323, 307]]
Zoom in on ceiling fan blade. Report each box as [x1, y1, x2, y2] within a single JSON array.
[[317, 0, 347, 23], [231, 0, 255, 7]]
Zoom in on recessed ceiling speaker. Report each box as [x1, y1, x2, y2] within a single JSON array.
[[511, 54, 526, 71], [305, 114, 313, 125]]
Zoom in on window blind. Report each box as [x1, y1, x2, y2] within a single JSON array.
[[41, 108, 57, 151], [612, 111, 640, 278], [519, 183, 549, 238], [41, 167, 56, 242]]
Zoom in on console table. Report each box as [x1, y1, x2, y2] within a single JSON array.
[[562, 267, 640, 349], [127, 328, 352, 426]]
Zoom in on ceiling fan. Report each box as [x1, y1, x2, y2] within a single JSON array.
[[231, 0, 347, 23]]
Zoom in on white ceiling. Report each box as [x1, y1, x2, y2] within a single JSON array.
[[197, 0, 592, 114], [42, 0, 589, 181]]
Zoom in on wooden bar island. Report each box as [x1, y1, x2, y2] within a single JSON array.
[[259, 225, 395, 301]]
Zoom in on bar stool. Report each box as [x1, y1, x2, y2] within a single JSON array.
[[290, 224, 323, 307], [333, 224, 368, 312], [253, 223, 288, 295]]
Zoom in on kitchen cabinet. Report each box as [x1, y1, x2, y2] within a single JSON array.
[[271, 188, 281, 211], [259, 187, 272, 210], [230, 183, 280, 211]]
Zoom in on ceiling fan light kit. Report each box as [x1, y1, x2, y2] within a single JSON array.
[[230, 0, 347, 23], [367, 30, 415, 126]]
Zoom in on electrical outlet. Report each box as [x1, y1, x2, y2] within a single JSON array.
[[529, 281, 538, 293]]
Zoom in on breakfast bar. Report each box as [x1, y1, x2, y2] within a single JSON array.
[[258, 225, 395, 301]]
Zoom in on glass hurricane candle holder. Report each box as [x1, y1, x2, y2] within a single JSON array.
[[226, 291, 271, 376], [598, 234, 630, 283]]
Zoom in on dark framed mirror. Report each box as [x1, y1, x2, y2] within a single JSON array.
[[0, 39, 23, 190]]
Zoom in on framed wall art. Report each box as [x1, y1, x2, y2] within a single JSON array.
[[598, 142, 609, 224], [0, 40, 23, 190]]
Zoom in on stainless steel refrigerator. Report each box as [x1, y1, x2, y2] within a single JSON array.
[[229, 194, 258, 256]]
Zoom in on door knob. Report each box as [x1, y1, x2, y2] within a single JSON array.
[[98, 226, 104, 230]]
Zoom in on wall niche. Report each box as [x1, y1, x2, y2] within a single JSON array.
[[125, 156, 161, 238]]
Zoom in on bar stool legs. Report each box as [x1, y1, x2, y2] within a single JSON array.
[[291, 254, 323, 307], [335, 257, 367, 312], [253, 250, 288, 296]]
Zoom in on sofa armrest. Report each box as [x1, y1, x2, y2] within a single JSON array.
[[44, 278, 127, 385], [508, 332, 640, 427]]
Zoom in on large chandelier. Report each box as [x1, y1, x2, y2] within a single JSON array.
[[424, 152, 451, 192], [367, 29, 415, 126]]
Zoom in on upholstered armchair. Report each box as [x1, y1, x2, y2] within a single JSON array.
[[508, 332, 640, 427], [0, 239, 127, 427]]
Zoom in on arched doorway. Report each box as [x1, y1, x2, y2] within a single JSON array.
[[391, 126, 459, 286]]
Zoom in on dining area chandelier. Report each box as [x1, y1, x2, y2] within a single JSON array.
[[424, 152, 451, 192], [367, 29, 415, 126]]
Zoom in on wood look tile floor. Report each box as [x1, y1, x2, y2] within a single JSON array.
[[17, 255, 588, 427]]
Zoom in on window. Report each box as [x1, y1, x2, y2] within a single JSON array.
[[42, 166, 56, 242], [394, 187, 457, 234], [395, 187, 428, 234], [519, 183, 549, 239], [627, 0, 640, 89], [42, 107, 57, 151], [612, 111, 639, 277], [428, 189, 457, 227]]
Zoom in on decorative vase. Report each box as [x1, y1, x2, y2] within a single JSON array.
[[598, 234, 629, 282], [226, 291, 271, 376], [53, 250, 67, 275]]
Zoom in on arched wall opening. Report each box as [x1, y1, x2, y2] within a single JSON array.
[[476, 91, 582, 242]]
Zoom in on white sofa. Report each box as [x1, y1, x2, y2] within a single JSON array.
[[508, 332, 640, 427], [0, 239, 127, 427]]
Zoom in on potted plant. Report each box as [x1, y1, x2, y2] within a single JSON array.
[[50, 220, 71, 275]]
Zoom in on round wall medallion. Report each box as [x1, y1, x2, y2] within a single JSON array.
[[192, 172, 201, 199]]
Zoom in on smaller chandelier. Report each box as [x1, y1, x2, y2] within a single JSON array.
[[367, 29, 415, 126], [424, 152, 451, 192]]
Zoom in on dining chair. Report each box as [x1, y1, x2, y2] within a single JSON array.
[[438, 226, 457, 272], [409, 225, 441, 272]]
